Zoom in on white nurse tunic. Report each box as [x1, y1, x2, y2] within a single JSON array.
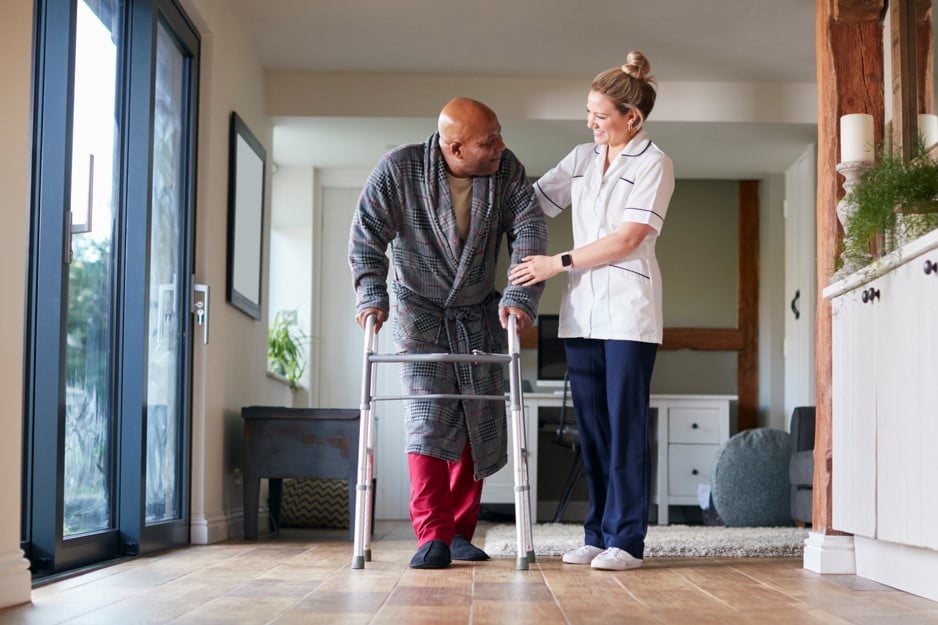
[[534, 130, 675, 343]]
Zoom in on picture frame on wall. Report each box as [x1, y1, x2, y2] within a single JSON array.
[[226, 111, 266, 320]]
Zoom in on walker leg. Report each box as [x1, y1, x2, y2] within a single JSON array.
[[352, 316, 378, 569], [506, 315, 535, 569]]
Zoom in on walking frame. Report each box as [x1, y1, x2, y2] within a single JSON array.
[[352, 313, 535, 570]]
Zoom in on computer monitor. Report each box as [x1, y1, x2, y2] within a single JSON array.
[[536, 314, 566, 387]]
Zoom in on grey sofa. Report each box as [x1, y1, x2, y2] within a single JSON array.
[[789, 406, 816, 526]]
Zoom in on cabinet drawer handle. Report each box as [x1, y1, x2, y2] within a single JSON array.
[[691, 469, 699, 476], [925, 259, 937, 275], [861, 287, 880, 303]]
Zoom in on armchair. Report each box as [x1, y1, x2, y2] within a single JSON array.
[[789, 406, 815, 526]]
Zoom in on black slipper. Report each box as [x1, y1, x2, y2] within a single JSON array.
[[409, 540, 451, 569], [451, 536, 490, 561]]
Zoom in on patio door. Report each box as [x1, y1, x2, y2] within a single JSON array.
[[23, 0, 200, 577]]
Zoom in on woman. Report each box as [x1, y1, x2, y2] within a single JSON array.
[[509, 51, 674, 571]]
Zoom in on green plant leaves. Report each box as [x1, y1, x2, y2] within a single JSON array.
[[268, 310, 308, 392], [844, 143, 938, 266]]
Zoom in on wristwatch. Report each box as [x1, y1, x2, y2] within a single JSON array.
[[561, 253, 573, 270]]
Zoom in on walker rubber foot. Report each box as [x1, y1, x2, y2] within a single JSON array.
[[516, 556, 529, 570], [527, 550, 536, 563], [364, 549, 372, 562], [351, 555, 365, 569]]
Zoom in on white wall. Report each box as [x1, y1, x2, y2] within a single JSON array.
[[0, 0, 37, 608], [179, 0, 293, 543], [269, 165, 314, 396], [266, 72, 817, 125]]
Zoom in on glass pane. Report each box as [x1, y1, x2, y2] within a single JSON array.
[[145, 22, 187, 524], [63, 0, 121, 537]]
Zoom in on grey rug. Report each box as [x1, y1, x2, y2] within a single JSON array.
[[482, 523, 808, 558]]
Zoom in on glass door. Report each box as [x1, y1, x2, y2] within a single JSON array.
[[142, 13, 198, 547], [24, 0, 199, 576]]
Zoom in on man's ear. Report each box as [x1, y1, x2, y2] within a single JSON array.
[[448, 140, 463, 158]]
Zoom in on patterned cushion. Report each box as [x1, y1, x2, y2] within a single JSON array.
[[279, 478, 349, 528]]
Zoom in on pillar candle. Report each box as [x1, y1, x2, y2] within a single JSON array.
[[918, 114, 938, 149], [840, 114, 874, 162]]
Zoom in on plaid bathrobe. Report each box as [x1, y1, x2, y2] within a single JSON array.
[[349, 132, 547, 479]]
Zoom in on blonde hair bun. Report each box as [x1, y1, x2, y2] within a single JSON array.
[[621, 51, 653, 82]]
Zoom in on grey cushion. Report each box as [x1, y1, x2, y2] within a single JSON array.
[[711, 428, 793, 527]]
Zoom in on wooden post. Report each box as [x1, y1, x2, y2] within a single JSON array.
[[891, 0, 918, 159], [916, 0, 935, 115], [815, 0, 884, 535]]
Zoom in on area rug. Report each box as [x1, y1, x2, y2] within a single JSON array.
[[482, 523, 808, 558]]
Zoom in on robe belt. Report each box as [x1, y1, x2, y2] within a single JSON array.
[[438, 305, 486, 392]]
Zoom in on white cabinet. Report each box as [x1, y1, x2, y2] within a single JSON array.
[[874, 257, 938, 550], [827, 234, 938, 557], [481, 393, 734, 525], [831, 278, 878, 538], [655, 396, 732, 524]]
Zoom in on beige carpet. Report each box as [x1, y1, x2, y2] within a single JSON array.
[[482, 523, 809, 558]]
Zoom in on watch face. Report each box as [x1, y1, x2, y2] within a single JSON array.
[[562, 253, 572, 267]]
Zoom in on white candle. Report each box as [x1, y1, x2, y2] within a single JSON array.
[[918, 114, 938, 149], [840, 113, 874, 162]]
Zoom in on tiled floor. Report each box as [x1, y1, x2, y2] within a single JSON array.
[[3, 521, 938, 624]]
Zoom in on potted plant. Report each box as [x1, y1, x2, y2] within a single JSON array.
[[268, 310, 308, 392], [841, 143, 938, 268]]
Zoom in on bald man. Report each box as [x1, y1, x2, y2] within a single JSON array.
[[349, 98, 547, 569]]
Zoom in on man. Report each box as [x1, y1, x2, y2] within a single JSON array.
[[349, 97, 547, 569]]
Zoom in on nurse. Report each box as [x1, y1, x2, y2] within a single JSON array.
[[509, 50, 674, 571]]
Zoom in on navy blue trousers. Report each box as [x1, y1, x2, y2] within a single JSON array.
[[564, 337, 657, 559]]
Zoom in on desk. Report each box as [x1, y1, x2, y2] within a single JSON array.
[[480, 393, 735, 524]]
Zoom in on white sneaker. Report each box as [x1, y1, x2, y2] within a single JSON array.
[[562, 545, 604, 564], [590, 547, 643, 571]]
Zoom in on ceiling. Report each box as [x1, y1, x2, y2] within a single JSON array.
[[231, 0, 822, 178]]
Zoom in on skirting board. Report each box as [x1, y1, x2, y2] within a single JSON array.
[[803, 531, 856, 574], [0, 549, 31, 609], [855, 535, 938, 603], [191, 506, 271, 544], [189, 509, 248, 545]]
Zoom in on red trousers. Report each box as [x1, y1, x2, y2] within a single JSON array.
[[408, 442, 483, 547]]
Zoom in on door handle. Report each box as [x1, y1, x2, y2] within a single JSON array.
[[193, 282, 210, 345], [790, 289, 800, 320]]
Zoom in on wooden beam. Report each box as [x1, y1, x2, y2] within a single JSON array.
[[736, 181, 759, 432], [891, 0, 919, 159], [833, 0, 885, 21], [917, 1, 935, 115], [816, 0, 884, 535], [661, 328, 744, 351]]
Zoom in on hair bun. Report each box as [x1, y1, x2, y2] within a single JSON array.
[[622, 50, 652, 81]]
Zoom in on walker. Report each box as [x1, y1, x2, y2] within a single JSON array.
[[351, 313, 535, 570]]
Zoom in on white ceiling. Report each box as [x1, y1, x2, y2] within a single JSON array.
[[232, 0, 822, 178], [231, 0, 817, 82]]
